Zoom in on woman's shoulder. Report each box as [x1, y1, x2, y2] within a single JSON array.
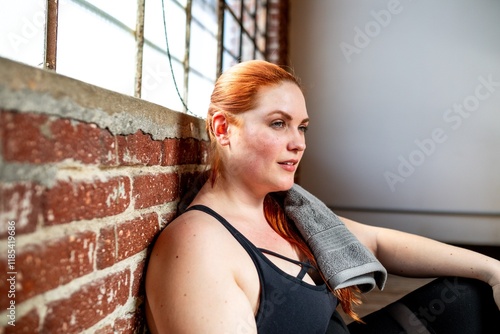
[[146, 208, 246, 290], [155, 208, 232, 252], [149, 206, 254, 273], [145, 208, 259, 333]]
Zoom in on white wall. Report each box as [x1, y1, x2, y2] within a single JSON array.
[[289, 0, 500, 245]]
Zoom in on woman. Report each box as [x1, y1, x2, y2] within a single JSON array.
[[145, 60, 500, 333]]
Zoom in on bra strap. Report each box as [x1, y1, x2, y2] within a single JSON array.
[[259, 248, 315, 279]]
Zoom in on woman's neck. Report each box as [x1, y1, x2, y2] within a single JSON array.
[[193, 177, 267, 218]]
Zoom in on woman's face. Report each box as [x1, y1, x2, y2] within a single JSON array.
[[224, 81, 309, 194]]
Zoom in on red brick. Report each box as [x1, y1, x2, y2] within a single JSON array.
[[162, 138, 208, 166], [2, 112, 48, 163], [43, 177, 131, 225], [131, 259, 147, 298], [265, 0, 288, 65], [0, 260, 13, 310], [160, 211, 177, 229], [95, 312, 145, 334], [94, 324, 114, 334], [5, 308, 39, 333], [132, 173, 178, 209], [117, 213, 159, 261], [43, 269, 131, 333], [0, 231, 96, 309], [113, 310, 145, 334], [96, 213, 159, 269], [96, 225, 116, 269], [0, 110, 5, 154], [1, 111, 117, 165], [50, 113, 117, 165], [117, 130, 162, 166], [0, 183, 43, 238], [100, 128, 118, 166]]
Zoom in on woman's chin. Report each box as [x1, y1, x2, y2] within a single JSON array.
[[273, 179, 295, 192]]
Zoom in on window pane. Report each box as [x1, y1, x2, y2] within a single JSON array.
[[243, 8, 255, 37], [244, 0, 256, 14], [0, 0, 46, 68], [85, 0, 137, 29], [226, 0, 241, 19], [223, 9, 240, 58], [188, 71, 214, 118], [241, 33, 254, 61], [191, 0, 218, 80], [177, 0, 188, 7], [192, 0, 218, 36], [144, 0, 186, 62], [222, 50, 238, 72], [141, 45, 185, 112], [190, 23, 217, 81], [57, 0, 136, 95], [222, 0, 267, 68]]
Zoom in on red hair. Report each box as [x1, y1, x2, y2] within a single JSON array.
[[206, 60, 361, 321]]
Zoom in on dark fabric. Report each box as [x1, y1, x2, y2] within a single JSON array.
[[186, 205, 342, 334], [348, 276, 500, 334], [326, 309, 351, 334]]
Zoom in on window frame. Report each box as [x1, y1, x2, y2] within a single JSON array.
[[29, 0, 274, 116]]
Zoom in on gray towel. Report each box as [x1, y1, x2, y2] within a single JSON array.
[[178, 173, 387, 292], [282, 184, 387, 292]]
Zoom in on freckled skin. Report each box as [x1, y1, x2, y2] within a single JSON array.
[[223, 82, 308, 195]]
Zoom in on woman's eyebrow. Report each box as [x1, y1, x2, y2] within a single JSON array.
[[268, 110, 309, 123]]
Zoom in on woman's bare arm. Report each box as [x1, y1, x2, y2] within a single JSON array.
[[145, 216, 258, 333], [341, 216, 500, 309]]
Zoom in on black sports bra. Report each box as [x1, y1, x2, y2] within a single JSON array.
[[186, 205, 347, 334]]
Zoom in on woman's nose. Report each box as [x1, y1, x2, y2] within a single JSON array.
[[288, 131, 306, 151]]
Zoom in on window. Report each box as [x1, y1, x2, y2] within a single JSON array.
[[0, 0, 283, 119], [222, 0, 268, 71]]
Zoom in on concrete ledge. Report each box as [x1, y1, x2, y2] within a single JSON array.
[[0, 57, 208, 141]]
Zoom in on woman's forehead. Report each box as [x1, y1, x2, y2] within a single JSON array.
[[252, 83, 307, 116]]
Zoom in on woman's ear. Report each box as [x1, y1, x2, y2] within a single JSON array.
[[212, 112, 230, 146]]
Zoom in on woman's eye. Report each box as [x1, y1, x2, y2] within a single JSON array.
[[299, 125, 309, 133], [271, 120, 286, 128]]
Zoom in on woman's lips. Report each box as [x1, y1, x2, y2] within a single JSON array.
[[278, 160, 298, 172]]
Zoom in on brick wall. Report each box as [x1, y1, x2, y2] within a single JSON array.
[[0, 57, 209, 333], [267, 0, 290, 65]]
